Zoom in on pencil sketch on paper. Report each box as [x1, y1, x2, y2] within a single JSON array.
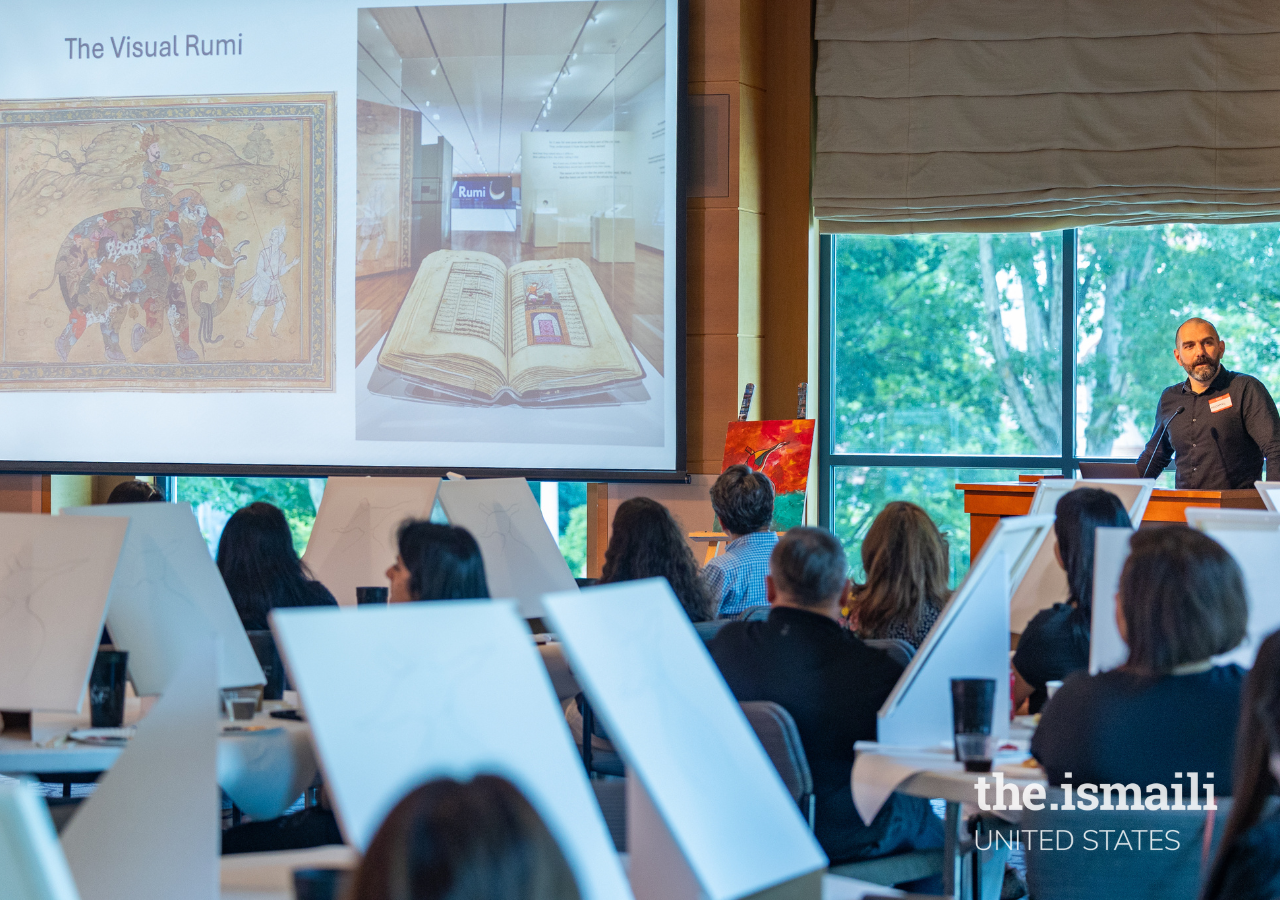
[[0, 93, 335, 391], [0, 547, 92, 684]]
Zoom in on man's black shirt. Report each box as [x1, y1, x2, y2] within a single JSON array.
[[706, 606, 943, 863], [1135, 367, 1280, 489]]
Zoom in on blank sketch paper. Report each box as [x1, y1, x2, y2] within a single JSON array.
[[61, 640, 219, 900], [302, 477, 441, 606], [544, 580, 827, 900], [1089, 527, 1132, 674], [62, 503, 263, 694], [878, 550, 1010, 748], [271, 602, 630, 900], [0, 513, 127, 713], [1191, 527, 1280, 668], [1256, 481, 1280, 512], [436, 478, 577, 617]]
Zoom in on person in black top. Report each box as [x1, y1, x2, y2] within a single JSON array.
[[1201, 629, 1280, 900], [217, 502, 338, 631], [387, 520, 490, 602], [1135, 317, 1280, 489], [1032, 527, 1247, 791], [707, 527, 943, 864], [1013, 488, 1130, 713]]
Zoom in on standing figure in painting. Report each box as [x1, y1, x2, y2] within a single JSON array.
[[139, 134, 184, 231], [238, 223, 299, 339]]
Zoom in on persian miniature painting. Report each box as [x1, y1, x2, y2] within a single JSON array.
[[722, 419, 817, 530], [0, 93, 335, 390]]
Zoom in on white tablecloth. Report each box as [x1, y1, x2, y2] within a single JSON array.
[[0, 701, 317, 821]]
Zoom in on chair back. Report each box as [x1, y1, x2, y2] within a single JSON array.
[[863, 637, 916, 669], [1023, 788, 1232, 900], [739, 700, 815, 828], [737, 605, 770, 622], [245, 630, 285, 700], [693, 619, 730, 643]]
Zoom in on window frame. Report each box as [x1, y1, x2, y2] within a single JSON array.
[[818, 229, 1104, 529]]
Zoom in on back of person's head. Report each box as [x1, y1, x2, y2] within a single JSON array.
[[1203, 629, 1280, 900], [770, 527, 847, 609], [217, 502, 313, 624], [1054, 488, 1131, 617], [1118, 527, 1247, 675], [602, 497, 713, 622], [106, 480, 163, 503], [351, 774, 580, 900], [710, 464, 774, 536], [854, 502, 949, 636], [397, 520, 490, 601]]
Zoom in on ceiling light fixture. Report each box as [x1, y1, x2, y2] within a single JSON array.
[[432, 113, 440, 120], [431, 66, 438, 76], [542, 108, 548, 118], [572, 52, 578, 60]]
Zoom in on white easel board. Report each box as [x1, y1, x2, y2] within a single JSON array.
[[606, 476, 718, 562], [271, 602, 629, 900], [543, 579, 827, 900], [0, 780, 80, 900], [1013, 480, 1152, 634], [62, 503, 263, 695], [0, 514, 127, 713], [302, 476, 441, 606], [1185, 508, 1280, 532], [1091, 522, 1280, 672], [1256, 481, 1280, 512], [435, 478, 577, 618], [878, 548, 1010, 747], [1088, 527, 1132, 674], [61, 641, 219, 900]]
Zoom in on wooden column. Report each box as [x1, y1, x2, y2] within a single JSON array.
[[0, 475, 50, 513]]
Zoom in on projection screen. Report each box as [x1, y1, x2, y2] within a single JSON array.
[[0, 0, 685, 477]]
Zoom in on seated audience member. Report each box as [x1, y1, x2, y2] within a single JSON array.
[[350, 774, 579, 900], [388, 520, 490, 602], [1014, 488, 1130, 712], [217, 502, 337, 631], [846, 501, 950, 649], [106, 479, 164, 503], [703, 464, 777, 617], [601, 497, 714, 621], [708, 527, 943, 863], [1202, 630, 1280, 900], [568, 497, 713, 755], [1032, 527, 1247, 791]]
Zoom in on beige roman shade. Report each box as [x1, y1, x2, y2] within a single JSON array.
[[814, 1, 1280, 232]]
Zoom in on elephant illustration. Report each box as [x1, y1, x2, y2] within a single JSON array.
[[33, 198, 246, 364]]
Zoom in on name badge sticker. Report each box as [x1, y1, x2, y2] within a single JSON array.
[[1210, 394, 1234, 413]]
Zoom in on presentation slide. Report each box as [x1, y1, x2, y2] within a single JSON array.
[[0, 0, 681, 474]]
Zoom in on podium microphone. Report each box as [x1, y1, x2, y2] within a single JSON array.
[[1142, 406, 1185, 479]]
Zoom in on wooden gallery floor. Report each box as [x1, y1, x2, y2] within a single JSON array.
[[355, 231, 664, 373]]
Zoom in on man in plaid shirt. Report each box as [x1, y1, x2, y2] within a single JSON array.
[[703, 464, 778, 617]]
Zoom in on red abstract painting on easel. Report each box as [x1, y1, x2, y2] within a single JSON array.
[[721, 420, 816, 530]]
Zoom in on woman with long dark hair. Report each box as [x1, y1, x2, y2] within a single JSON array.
[[1013, 487, 1130, 712], [387, 520, 490, 602], [1201, 629, 1280, 900], [846, 501, 950, 648], [217, 501, 336, 630], [600, 497, 712, 621]]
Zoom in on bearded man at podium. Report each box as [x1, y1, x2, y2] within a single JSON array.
[[1136, 317, 1280, 489]]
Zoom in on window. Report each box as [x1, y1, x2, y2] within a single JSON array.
[[177, 477, 326, 556], [177, 475, 587, 577], [821, 225, 1280, 582]]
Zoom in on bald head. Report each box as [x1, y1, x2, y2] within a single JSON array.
[[1173, 317, 1226, 388], [1175, 317, 1221, 347]]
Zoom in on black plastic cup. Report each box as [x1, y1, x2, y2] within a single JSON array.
[[356, 586, 389, 605], [89, 650, 129, 728], [293, 868, 352, 900], [246, 631, 284, 701], [950, 677, 996, 735]]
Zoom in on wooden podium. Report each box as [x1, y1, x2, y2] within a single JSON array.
[[958, 480, 1266, 557]]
